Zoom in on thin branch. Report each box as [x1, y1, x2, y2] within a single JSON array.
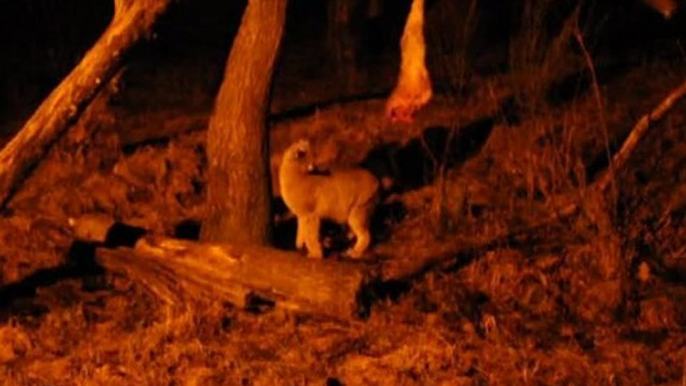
[[572, 11, 614, 194], [596, 78, 686, 192]]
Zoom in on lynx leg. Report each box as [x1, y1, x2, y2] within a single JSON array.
[[301, 215, 323, 259], [346, 206, 373, 259], [295, 217, 305, 250], [346, 228, 355, 242]]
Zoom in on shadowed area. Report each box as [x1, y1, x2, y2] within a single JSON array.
[[363, 118, 495, 192]]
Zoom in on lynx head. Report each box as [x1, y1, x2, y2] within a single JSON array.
[[286, 139, 311, 160], [282, 139, 317, 173]]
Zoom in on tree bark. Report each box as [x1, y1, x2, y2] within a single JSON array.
[[385, 0, 432, 123], [327, 0, 357, 94], [96, 236, 370, 319], [201, 0, 287, 245], [638, 0, 679, 18], [0, 0, 173, 208]]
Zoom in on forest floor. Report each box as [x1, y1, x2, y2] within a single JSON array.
[[1, 58, 686, 386]]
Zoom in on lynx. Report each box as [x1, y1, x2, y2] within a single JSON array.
[[279, 140, 380, 259]]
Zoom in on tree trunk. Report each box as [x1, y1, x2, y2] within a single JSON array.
[[201, 0, 287, 245], [638, 0, 679, 18], [0, 0, 173, 208], [385, 0, 432, 123], [96, 236, 370, 319], [327, 0, 357, 94]]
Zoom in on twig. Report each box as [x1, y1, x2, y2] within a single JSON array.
[[549, 77, 686, 222], [573, 11, 614, 194], [596, 78, 686, 192], [539, 75, 686, 223]]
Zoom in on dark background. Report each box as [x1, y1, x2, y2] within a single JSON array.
[[1, 0, 684, 135]]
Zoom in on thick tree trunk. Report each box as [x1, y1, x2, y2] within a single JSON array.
[[96, 237, 370, 319], [0, 0, 173, 208], [201, 0, 287, 244]]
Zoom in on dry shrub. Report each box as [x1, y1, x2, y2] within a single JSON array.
[[509, 1, 581, 112], [461, 249, 561, 319], [560, 225, 626, 323], [426, 0, 478, 95], [469, 113, 587, 236], [9, 81, 120, 219], [638, 295, 679, 331], [0, 215, 70, 285], [111, 132, 206, 233], [0, 89, 121, 284], [1, 280, 225, 386], [0, 323, 32, 363], [339, 336, 452, 385], [10, 130, 205, 237], [499, 118, 586, 204]]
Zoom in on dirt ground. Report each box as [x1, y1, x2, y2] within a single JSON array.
[[1, 52, 686, 386]]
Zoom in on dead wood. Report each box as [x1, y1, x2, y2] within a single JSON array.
[[596, 77, 686, 192], [96, 236, 371, 319], [0, 0, 174, 208]]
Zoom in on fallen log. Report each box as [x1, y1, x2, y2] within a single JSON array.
[[0, 0, 174, 208], [95, 236, 372, 319]]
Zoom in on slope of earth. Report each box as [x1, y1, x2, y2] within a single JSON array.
[[1, 60, 685, 385]]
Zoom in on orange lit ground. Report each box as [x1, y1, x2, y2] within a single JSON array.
[[1, 60, 685, 385]]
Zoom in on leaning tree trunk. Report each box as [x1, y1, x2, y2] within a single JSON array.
[[0, 0, 173, 208], [201, 0, 287, 244]]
